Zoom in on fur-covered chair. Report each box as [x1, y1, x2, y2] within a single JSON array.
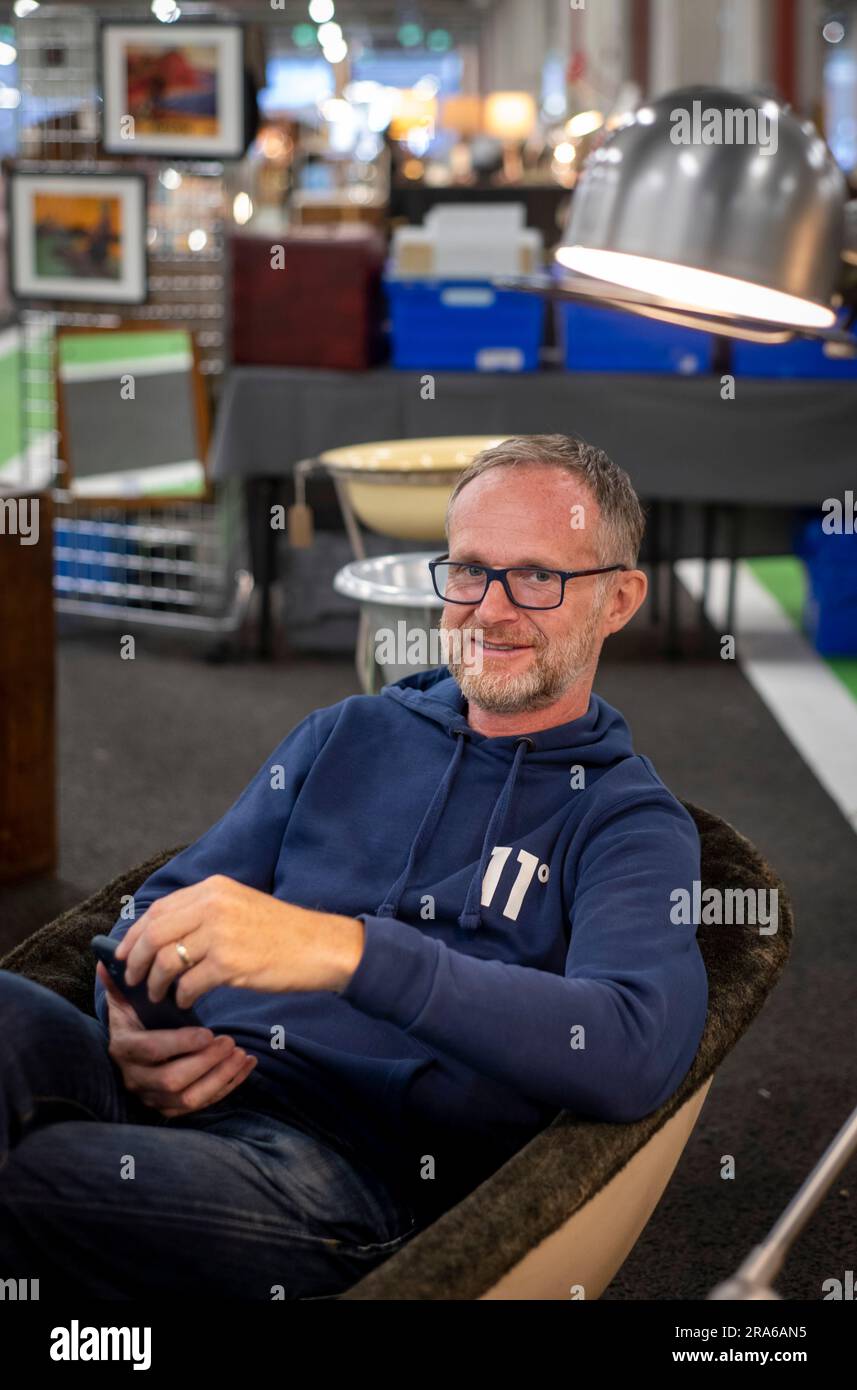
[[0, 801, 791, 1300]]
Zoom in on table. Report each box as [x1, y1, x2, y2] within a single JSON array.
[[209, 366, 857, 656]]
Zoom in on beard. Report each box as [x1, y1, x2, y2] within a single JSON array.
[[440, 599, 605, 715]]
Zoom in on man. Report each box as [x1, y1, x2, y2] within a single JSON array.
[[0, 434, 708, 1299]]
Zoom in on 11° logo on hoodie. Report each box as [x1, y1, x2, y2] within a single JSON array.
[[481, 847, 550, 921]]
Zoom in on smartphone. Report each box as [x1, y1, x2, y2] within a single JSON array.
[[91, 934, 204, 1031]]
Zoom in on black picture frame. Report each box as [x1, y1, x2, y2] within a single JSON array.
[[7, 168, 148, 305], [99, 20, 247, 161]]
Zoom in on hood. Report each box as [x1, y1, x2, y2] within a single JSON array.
[[374, 666, 634, 931]]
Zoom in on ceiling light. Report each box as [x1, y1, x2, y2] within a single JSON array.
[[292, 24, 317, 48], [321, 97, 350, 122], [233, 193, 253, 225], [322, 38, 348, 65], [398, 23, 423, 48], [309, 0, 335, 21], [151, 0, 181, 22]]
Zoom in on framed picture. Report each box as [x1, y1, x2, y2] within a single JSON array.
[[55, 322, 211, 506], [8, 170, 147, 304], [100, 21, 246, 159]]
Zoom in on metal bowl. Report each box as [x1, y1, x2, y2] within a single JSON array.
[[333, 551, 443, 691]]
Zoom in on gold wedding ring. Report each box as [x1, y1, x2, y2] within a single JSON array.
[[175, 941, 192, 970]]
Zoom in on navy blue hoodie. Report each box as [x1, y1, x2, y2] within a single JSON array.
[[94, 668, 708, 1219]]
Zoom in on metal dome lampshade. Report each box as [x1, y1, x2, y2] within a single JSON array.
[[554, 86, 851, 344]]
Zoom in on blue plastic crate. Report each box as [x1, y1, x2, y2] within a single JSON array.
[[54, 520, 138, 591], [795, 518, 857, 656], [384, 277, 545, 372], [803, 588, 857, 656], [731, 327, 857, 379], [556, 299, 715, 374]]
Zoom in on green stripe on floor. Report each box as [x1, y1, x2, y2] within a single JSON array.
[[747, 556, 857, 703]]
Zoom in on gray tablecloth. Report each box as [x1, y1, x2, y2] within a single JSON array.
[[210, 366, 857, 506]]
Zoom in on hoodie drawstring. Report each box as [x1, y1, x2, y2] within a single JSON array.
[[374, 728, 533, 933], [375, 728, 468, 919], [457, 736, 533, 932]]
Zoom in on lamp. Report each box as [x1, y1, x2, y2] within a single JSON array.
[[439, 94, 483, 138], [708, 1102, 857, 1300], [553, 86, 851, 343], [484, 91, 537, 181], [388, 89, 438, 141], [484, 91, 537, 140]]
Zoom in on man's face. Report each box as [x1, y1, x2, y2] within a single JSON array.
[[440, 464, 613, 715]]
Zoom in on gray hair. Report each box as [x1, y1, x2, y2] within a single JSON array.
[[445, 434, 645, 572]]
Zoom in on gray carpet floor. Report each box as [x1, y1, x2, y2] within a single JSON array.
[[1, 609, 855, 1301]]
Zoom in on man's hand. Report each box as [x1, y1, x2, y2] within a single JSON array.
[[115, 876, 365, 1010], [97, 962, 258, 1118]]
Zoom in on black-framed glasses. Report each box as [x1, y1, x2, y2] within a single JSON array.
[[428, 555, 629, 611]]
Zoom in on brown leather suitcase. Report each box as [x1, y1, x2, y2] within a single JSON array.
[[230, 227, 387, 370]]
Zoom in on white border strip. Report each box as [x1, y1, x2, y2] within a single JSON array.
[[677, 559, 857, 834], [59, 352, 192, 383], [70, 460, 204, 498]]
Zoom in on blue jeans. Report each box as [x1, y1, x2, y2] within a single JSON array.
[[0, 971, 418, 1299]]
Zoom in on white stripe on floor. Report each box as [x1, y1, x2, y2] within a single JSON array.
[[677, 559, 857, 834]]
